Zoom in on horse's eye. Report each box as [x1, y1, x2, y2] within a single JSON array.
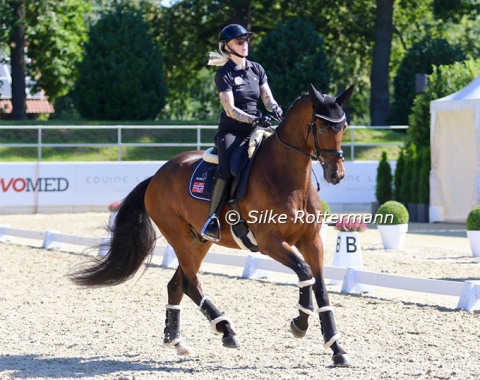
[[319, 126, 327, 133]]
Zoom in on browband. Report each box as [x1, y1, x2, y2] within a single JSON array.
[[315, 113, 346, 124]]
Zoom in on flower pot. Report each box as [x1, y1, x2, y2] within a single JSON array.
[[407, 203, 417, 222], [416, 203, 429, 223], [467, 231, 480, 258], [377, 224, 408, 250]]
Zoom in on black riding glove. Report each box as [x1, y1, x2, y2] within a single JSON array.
[[253, 115, 272, 129]]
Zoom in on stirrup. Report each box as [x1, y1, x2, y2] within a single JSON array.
[[201, 215, 221, 242]]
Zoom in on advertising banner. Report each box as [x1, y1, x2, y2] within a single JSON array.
[[0, 161, 392, 214]]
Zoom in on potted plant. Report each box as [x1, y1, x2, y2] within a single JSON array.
[[320, 199, 331, 243], [466, 206, 480, 257], [331, 215, 367, 268], [376, 200, 409, 250]]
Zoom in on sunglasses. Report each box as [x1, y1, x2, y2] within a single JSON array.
[[233, 37, 251, 46]]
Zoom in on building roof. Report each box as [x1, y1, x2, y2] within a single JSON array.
[[0, 99, 55, 114]]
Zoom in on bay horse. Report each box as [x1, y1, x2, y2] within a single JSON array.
[[70, 84, 354, 366]]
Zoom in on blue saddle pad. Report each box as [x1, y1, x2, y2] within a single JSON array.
[[188, 160, 216, 201]]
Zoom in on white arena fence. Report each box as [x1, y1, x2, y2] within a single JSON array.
[[1, 124, 408, 162], [1, 222, 479, 313]]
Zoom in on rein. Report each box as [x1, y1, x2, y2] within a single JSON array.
[[274, 113, 345, 164]]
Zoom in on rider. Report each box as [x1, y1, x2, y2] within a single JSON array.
[[201, 24, 283, 242]]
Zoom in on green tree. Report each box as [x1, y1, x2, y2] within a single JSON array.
[[432, 0, 480, 22], [376, 151, 393, 204], [26, 0, 91, 101], [394, 149, 405, 201], [8, 0, 27, 120], [400, 145, 417, 203], [370, 0, 394, 126], [251, 18, 329, 110], [75, 3, 167, 120], [0, 0, 91, 120], [418, 147, 430, 204], [391, 36, 466, 125], [408, 59, 480, 150]]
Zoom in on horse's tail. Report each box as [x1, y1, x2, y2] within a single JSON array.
[[69, 177, 156, 287]]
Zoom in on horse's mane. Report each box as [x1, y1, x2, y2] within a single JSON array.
[[287, 93, 309, 113], [277, 93, 309, 129]]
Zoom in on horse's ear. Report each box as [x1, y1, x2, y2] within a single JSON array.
[[336, 85, 355, 106], [309, 83, 324, 108]]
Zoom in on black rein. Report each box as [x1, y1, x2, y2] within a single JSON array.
[[274, 113, 345, 165]]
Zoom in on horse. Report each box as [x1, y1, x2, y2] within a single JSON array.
[[69, 83, 354, 366]]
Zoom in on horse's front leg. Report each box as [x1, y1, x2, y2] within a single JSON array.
[[258, 238, 316, 337], [297, 234, 351, 367], [314, 275, 351, 366]]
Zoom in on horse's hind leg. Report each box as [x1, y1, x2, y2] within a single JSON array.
[[163, 266, 193, 355], [162, 228, 239, 351]]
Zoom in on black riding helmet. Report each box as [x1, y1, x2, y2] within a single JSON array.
[[219, 24, 253, 52]]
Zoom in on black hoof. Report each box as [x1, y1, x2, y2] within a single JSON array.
[[222, 335, 241, 348], [332, 353, 352, 367], [290, 319, 307, 338]]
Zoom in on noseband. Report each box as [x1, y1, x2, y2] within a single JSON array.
[[274, 112, 345, 166]]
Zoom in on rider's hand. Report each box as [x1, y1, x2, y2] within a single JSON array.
[[272, 104, 283, 118], [253, 115, 272, 129]]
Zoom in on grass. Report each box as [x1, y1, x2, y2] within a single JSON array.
[[0, 122, 406, 162]]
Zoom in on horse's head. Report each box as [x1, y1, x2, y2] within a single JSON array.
[[308, 84, 354, 184]]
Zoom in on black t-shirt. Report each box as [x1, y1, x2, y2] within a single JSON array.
[[215, 59, 268, 133]]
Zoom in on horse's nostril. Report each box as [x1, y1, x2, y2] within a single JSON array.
[[330, 172, 338, 180]]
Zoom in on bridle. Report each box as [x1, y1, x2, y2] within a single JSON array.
[[274, 112, 345, 167]]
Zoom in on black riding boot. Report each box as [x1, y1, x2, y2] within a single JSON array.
[[201, 175, 229, 242]]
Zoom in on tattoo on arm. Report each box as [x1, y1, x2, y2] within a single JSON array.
[[219, 91, 257, 124], [260, 84, 278, 112]]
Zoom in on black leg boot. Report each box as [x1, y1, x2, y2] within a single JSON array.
[[201, 175, 229, 242]]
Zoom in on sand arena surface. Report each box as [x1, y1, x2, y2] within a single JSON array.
[[1, 213, 479, 379]]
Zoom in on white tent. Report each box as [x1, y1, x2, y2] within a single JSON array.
[[430, 76, 480, 222]]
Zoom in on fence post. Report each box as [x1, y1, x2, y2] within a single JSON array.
[[341, 267, 374, 294], [162, 245, 178, 268], [350, 128, 355, 161], [457, 281, 480, 311], [118, 127, 122, 161], [241, 253, 272, 279], [0, 225, 13, 243], [38, 126, 42, 161], [42, 231, 64, 250], [197, 127, 201, 150]]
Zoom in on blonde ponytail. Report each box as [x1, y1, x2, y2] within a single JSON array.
[[207, 43, 230, 66]]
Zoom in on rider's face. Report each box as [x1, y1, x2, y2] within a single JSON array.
[[227, 37, 249, 56]]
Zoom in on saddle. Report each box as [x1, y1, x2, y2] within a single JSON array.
[[188, 127, 272, 251]]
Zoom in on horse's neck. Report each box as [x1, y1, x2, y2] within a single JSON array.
[[264, 98, 314, 188], [277, 97, 312, 154]]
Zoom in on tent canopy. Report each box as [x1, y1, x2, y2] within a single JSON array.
[[429, 76, 480, 223]]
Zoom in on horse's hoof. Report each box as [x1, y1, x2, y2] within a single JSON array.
[[332, 353, 352, 367], [222, 335, 241, 349], [290, 319, 307, 338], [175, 342, 194, 356]]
